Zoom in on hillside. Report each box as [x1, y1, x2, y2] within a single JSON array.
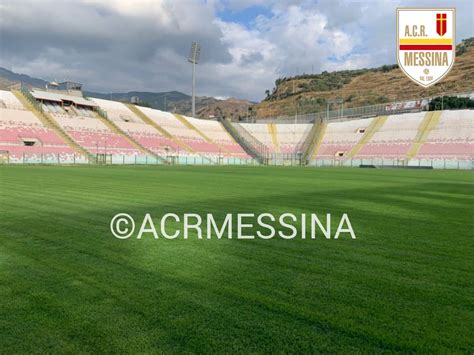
[[0, 68, 253, 120], [194, 96, 254, 120], [84, 90, 190, 110], [0, 68, 48, 89], [85, 91, 253, 119], [254, 37, 474, 118]]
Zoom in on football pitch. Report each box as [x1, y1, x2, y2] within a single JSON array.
[[1, 165, 473, 353]]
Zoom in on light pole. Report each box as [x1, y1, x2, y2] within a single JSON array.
[[188, 42, 201, 117]]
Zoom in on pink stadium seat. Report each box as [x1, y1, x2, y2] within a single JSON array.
[[0, 127, 67, 146], [357, 143, 412, 158], [131, 134, 181, 154], [219, 142, 249, 157], [417, 142, 474, 159], [66, 130, 142, 155]]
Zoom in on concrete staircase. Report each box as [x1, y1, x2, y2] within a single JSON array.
[[406, 111, 442, 160], [309, 122, 327, 160], [299, 118, 326, 163], [267, 123, 280, 153], [94, 109, 166, 163], [126, 104, 194, 152], [13, 89, 92, 159], [220, 118, 268, 164], [173, 114, 232, 155], [346, 116, 388, 159], [127, 104, 213, 163]]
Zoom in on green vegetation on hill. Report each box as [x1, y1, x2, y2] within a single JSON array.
[[265, 65, 398, 102], [263, 38, 474, 103], [1, 165, 473, 353], [456, 37, 474, 56], [428, 96, 474, 110], [256, 37, 474, 118]]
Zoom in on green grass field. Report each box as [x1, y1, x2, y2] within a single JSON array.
[[1, 165, 473, 353]]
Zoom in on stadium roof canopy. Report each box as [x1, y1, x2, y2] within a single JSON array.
[[31, 90, 97, 107]]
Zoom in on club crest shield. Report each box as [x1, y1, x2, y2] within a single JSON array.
[[397, 8, 455, 87]]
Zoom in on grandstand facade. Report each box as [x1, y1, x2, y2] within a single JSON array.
[[0, 88, 472, 168]]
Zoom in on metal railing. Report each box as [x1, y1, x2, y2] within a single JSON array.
[[0, 153, 259, 166], [256, 91, 474, 124], [20, 87, 44, 112], [220, 117, 269, 164], [308, 158, 473, 170], [95, 106, 108, 120], [1, 152, 471, 170]]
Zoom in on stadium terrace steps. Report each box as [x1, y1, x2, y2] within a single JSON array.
[[12, 90, 91, 158], [127, 106, 216, 164], [219, 122, 251, 155], [299, 119, 322, 162], [303, 120, 327, 161], [240, 123, 275, 153], [173, 114, 211, 141], [220, 118, 266, 163], [406, 111, 442, 160], [268, 123, 280, 153], [93, 110, 166, 163], [173, 114, 232, 155], [126, 104, 196, 154], [346, 116, 388, 159]]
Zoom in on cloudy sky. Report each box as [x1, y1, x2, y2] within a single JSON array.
[[0, 0, 472, 101]]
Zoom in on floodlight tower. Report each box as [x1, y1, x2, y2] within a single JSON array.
[[188, 42, 201, 117]]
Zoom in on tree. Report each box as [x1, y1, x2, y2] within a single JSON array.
[[214, 106, 223, 119], [428, 96, 474, 110]]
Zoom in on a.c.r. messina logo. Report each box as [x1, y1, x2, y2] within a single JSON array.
[[397, 8, 456, 87]]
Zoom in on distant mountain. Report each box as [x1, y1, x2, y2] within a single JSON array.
[[84, 91, 254, 119], [0, 67, 254, 119], [84, 90, 191, 111], [0, 67, 48, 89]]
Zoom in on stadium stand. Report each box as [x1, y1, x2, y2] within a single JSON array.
[[0, 90, 78, 162], [134, 106, 249, 159], [28, 90, 142, 157], [91, 98, 177, 157], [240, 123, 277, 153], [356, 113, 425, 159], [237, 122, 312, 165], [173, 113, 231, 155], [416, 110, 474, 159], [276, 124, 312, 154], [184, 116, 250, 157], [241, 123, 311, 154], [134, 106, 210, 157], [0, 90, 27, 110], [1, 87, 472, 166], [301, 120, 327, 161], [315, 118, 375, 159], [312, 110, 473, 162]]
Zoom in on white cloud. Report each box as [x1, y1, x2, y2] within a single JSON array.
[[0, 0, 472, 101]]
